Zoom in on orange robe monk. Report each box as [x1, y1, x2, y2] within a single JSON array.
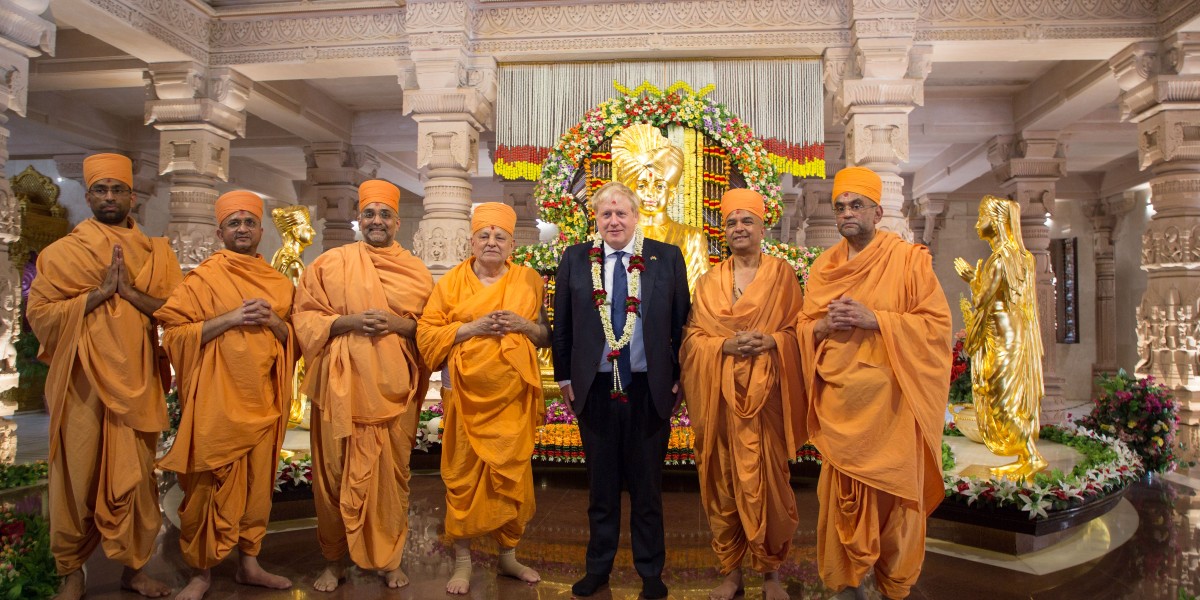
[[681, 254, 805, 576], [293, 239, 433, 574], [416, 258, 544, 546], [28, 218, 181, 577], [798, 231, 951, 599], [155, 250, 295, 570]]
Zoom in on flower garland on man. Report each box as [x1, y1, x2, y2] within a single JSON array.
[[552, 181, 691, 599]]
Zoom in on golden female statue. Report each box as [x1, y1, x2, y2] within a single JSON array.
[[271, 204, 316, 428], [611, 124, 709, 290], [953, 196, 1047, 478]]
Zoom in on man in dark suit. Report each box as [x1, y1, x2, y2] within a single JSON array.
[[553, 181, 690, 599]]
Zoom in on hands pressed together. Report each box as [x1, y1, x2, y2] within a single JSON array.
[[464, 310, 537, 339], [815, 296, 878, 340], [722, 330, 777, 357]]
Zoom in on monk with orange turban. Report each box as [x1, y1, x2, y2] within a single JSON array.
[[680, 189, 805, 600], [799, 166, 951, 599], [29, 153, 181, 600], [292, 179, 434, 592], [155, 190, 295, 600], [417, 202, 548, 595]]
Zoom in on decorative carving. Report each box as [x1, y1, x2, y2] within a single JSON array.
[[87, 0, 209, 62], [1135, 286, 1200, 392], [412, 221, 469, 266], [210, 10, 406, 49], [921, 0, 1155, 22], [168, 227, 222, 269]]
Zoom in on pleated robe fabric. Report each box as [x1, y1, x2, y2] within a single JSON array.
[[416, 258, 544, 546], [293, 241, 433, 571], [155, 250, 295, 570], [28, 218, 181, 575], [796, 232, 952, 599], [680, 254, 806, 574]]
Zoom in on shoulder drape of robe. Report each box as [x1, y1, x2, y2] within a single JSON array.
[[680, 255, 807, 457], [797, 232, 952, 513], [28, 218, 182, 462], [293, 241, 435, 440], [155, 250, 295, 474], [416, 259, 545, 455]]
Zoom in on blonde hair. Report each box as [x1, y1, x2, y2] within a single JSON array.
[[590, 181, 641, 214]]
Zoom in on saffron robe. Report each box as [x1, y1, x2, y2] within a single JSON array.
[[155, 250, 295, 570], [28, 218, 181, 574], [680, 255, 805, 574], [797, 232, 951, 599], [416, 258, 544, 546], [293, 241, 433, 571]]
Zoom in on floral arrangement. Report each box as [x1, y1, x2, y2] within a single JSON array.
[[532, 82, 785, 243], [0, 461, 47, 490], [942, 423, 1143, 519], [274, 454, 312, 492], [415, 401, 445, 452], [544, 399, 576, 425], [1075, 370, 1182, 473], [947, 329, 971, 406], [760, 239, 822, 287], [511, 238, 566, 276], [0, 506, 57, 598]]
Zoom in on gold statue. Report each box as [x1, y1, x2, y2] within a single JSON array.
[[271, 205, 316, 429], [953, 196, 1048, 479], [611, 124, 709, 290]]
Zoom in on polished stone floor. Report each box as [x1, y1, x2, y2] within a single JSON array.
[[6, 410, 1200, 599]]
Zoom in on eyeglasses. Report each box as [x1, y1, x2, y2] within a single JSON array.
[[88, 185, 132, 197], [832, 200, 878, 215]]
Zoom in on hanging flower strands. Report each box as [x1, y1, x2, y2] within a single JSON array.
[[591, 230, 645, 401], [531, 80, 788, 243]]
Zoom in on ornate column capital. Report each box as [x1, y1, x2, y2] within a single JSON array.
[[304, 142, 381, 251]]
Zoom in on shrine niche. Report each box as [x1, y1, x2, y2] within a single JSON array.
[[4, 165, 69, 412]]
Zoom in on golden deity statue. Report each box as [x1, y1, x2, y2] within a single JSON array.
[[611, 124, 709, 290], [953, 196, 1048, 479], [271, 205, 316, 429]]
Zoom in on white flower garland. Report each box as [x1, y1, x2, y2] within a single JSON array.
[[591, 230, 644, 395]]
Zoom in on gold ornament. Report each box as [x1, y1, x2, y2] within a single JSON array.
[[611, 124, 708, 291], [954, 196, 1048, 479], [271, 205, 315, 429]]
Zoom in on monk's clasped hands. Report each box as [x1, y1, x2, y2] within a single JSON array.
[[824, 296, 879, 331], [723, 331, 775, 357]]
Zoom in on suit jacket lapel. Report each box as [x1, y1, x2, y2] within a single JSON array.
[[639, 242, 657, 318]]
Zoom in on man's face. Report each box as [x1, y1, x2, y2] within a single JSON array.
[[470, 226, 515, 267], [724, 209, 764, 255], [635, 169, 671, 216], [216, 210, 263, 256], [833, 193, 882, 241], [359, 202, 399, 248], [86, 178, 135, 226], [596, 196, 639, 248]]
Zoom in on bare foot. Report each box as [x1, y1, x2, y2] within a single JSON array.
[[383, 566, 408, 589], [121, 567, 172, 598], [446, 554, 472, 595], [51, 569, 86, 600], [709, 568, 743, 600], [234, 555, 292, 590], [175, 571, 210, 600], [312, 562, 345, 593], [762, 571, 788, 600]]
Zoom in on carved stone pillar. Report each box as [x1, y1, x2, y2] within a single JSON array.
[[800, 180, 839, 249], [145, 62, 250, 269], [400, 10, 497, 275], [1112, 34, 1200, 418], [987, 133, 1069, 422], [824, 16, 931, 241], [304, 142, 379, 251], [777, 192, 800, 244], [504, 181, 539, 247], [1087, 192, 1136, 380], [0, 0, 52, 461], [913, 194, 947, 262]]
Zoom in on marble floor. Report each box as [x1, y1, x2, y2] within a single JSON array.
[[5, 410, 1200, 599]]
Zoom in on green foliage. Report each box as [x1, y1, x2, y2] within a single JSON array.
[[941, 441, 955, 472], [12, 329, 45, 384], [0, 510, 59, 599], [1039, 426, 1118, 479], [0, 463, 47, 491]]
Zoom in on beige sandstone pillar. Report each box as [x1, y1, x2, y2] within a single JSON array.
[[799, 179, 839, 249], [145, 62, 250, 269], [305, 142, 380, 251], [1112, 34, 1200, 420]]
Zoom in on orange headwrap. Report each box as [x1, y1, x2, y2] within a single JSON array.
[[471, 202, 517, 235], [215, 190, 263, 226], [720, 188, 765, 223], [832, 166, 882, 204], [83, 153, 133, 189], [358, 179, 400, 213]]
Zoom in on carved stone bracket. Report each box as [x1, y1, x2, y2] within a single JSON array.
[[304, 142, 380, 251], [913, 193, 947, 255]]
